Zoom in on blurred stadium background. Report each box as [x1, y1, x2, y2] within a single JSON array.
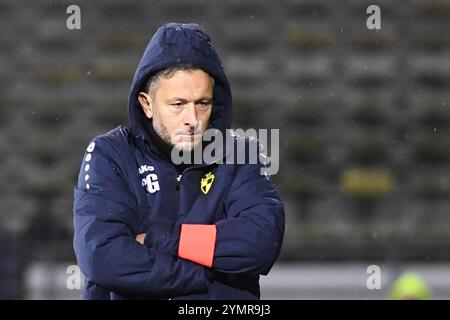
[[0, 0, 449, 299]]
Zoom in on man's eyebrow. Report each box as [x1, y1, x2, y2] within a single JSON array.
[[195, 97, 213, 102], [167, 97, 187, 102]]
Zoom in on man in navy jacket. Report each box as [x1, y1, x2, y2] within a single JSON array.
[[73, 23, 285, 300]]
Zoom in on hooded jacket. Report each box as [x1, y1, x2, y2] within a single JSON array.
[[73, 23, 285, 300]]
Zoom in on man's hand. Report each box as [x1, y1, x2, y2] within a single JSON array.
[[136, 233, 146, 245]]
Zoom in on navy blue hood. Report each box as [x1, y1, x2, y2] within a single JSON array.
[[128, 23, 232, 141]]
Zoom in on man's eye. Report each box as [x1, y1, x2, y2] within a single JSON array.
[[198, 101, 211, 107], [171, 102, 183, 107]]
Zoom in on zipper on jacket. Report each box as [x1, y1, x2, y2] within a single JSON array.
[[173, 164, 217, 215]]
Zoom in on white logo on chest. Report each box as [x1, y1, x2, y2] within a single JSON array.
[[139, 165, 160, 194]]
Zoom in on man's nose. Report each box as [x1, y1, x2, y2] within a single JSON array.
[[184, 103, 199, 129]]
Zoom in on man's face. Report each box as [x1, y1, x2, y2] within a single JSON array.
[[138, 69, 214, 152]]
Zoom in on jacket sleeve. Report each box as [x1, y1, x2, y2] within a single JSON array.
[[177, 141, 285, 276], [73, 137, 210, 298]]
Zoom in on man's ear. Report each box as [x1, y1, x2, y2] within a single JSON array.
[[138, 92, 153, 119]]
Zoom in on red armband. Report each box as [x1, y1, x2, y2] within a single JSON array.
[[178, 224, 217, 268]]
